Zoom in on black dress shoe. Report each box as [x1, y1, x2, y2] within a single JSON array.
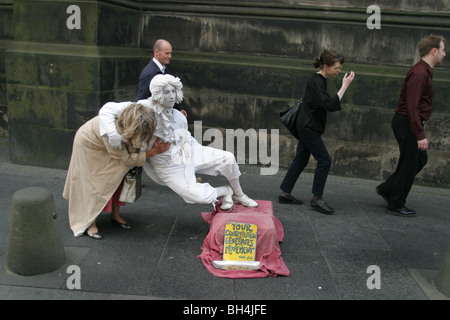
[[375, 186, 389, 205], [278, 194, 303, 205], [310, 197, 334, 214], [386, 207, 416, 217]]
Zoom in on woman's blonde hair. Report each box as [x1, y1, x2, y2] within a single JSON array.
[[116, 103, 156, 149]]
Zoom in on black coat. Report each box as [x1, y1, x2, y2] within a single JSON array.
[[136, 60, 164, 101], [297, 73, 341, 139]]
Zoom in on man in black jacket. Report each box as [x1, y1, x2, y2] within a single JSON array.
[[137, 39, 172, 100], [136, 40, 187, 117]]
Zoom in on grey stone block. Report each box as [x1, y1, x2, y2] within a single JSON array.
[[7, 187, 65, 275], [435, 246, 450, 297]]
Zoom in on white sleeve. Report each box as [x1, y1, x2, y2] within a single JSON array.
[[136, 98, 153, 109], [98, 101, 132, 136]]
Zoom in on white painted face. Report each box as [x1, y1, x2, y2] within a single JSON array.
[[161, 84, 177, 109]]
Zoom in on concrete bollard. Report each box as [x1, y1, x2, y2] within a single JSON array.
[[6, 187, 65, 276], [435, 246, 450, 298]]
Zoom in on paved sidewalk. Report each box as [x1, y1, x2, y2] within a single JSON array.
[[0, 137, 449, 301]]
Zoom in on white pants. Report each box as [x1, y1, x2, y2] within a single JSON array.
[[147, 143, 241, 204]]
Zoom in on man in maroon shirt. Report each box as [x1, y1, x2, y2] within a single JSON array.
[[376, 35, 446, 217]]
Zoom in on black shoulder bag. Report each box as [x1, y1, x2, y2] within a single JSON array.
[[280, 99, 303, 139]]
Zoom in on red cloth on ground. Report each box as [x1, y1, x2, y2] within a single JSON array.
[[199, 200, 290, 278], [103, 181, 125, 212]]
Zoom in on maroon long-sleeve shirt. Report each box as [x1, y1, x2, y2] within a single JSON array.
[[395, 59, 434, 141]]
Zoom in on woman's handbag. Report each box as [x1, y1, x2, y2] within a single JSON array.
[[119, 166, 142, 203], [280, 99, 303, 139]]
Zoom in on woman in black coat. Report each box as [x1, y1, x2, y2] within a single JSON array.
[[279, 50, 355, 214]]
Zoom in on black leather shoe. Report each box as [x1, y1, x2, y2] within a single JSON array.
[[278, 194, 303, 205], [310, 197, 334, 214], [375, 186, 388, 205], [386, 207, 416, 217]]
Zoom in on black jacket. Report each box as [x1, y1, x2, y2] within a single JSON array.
[[297, 73, 341, 139], [136, 59, 164, 100]]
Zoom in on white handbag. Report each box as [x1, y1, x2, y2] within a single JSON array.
[[119, 166, 142, 203]]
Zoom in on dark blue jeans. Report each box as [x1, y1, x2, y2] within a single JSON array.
[[280, 136, 331, 197]]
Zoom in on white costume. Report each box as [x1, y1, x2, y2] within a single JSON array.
[[144, 103, 241, 204], [99, 75, 257, 209]]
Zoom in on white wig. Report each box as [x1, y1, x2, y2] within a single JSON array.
[[149, 74, 184, 105]]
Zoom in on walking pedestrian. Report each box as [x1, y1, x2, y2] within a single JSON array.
[[137, 39, 187, 117], [279, 50, 355, 214], [376, 35, 446, 217]]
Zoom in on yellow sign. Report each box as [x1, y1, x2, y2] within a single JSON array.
[[223, 222, 257, 261]]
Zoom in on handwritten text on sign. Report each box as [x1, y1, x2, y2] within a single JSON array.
[[224, 222, 257, 261]]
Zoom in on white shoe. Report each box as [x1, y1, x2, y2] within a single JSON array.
[[220, 186, 234, 211], [232, 194, 258, 207]]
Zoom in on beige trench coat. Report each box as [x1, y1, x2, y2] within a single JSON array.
[[63, 116, 146, 236]]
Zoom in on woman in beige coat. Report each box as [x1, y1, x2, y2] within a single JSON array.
[[63, 103, 170, 239]]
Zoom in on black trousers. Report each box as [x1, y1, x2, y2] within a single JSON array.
[[280, 136, 331, 197], [378, 113, 428, 209]]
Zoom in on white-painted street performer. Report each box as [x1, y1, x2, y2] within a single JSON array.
[[99, 74, 257, 210]]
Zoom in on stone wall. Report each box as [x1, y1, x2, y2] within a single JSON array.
[[0, 0, 13, 136], [2, 0, 449, 187], [4, 0, 145, 167]]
